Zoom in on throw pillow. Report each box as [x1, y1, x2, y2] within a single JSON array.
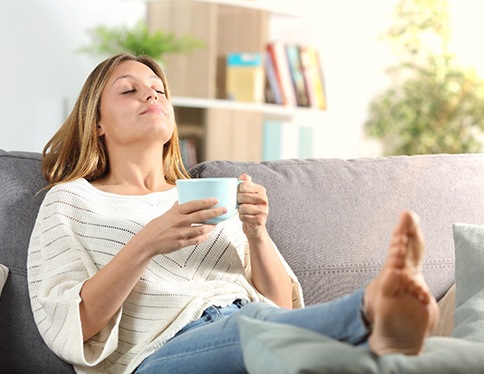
[[430, 284, 455, 337], [452, 223, 484, 342], [238, 315, 378, 374], [0, 264, 9, 297], [238, 315, 484, 374]]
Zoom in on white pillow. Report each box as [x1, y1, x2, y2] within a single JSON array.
[[0, 264, 8, 297], [452, 223, 484, 341], [238, 315, 484, 374]]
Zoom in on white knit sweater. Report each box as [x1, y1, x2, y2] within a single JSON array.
[[27, 178, 303, 374]]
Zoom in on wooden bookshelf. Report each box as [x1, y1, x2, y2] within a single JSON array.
[[147, 1, 268, 100], [147, 0, 322, 164]]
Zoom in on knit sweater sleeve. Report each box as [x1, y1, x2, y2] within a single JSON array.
[[27, 185, 122, 367]]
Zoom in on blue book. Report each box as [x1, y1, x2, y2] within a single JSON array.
[[286, 44, 310, 107], [262, 120, 282, 161]]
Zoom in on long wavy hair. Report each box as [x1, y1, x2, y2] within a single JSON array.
[[42, 53, 189, 189]]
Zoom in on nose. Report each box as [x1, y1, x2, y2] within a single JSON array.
[[145, 89, 158, 101]]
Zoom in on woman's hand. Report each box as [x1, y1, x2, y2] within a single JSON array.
[[135, 198, 227, 256], [238, 174, 293, 308], [80, 198, 225, 342], [237, 174, 269, 239]]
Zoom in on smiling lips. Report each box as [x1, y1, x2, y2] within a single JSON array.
[[140, 104, 167, 116]]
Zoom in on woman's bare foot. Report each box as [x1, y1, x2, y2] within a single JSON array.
[[364, 210, 440, 355]]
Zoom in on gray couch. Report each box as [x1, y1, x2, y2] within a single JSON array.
[[2, 149, 484, 373]]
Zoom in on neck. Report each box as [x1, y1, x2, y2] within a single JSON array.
[[94, 144, 172, 195]]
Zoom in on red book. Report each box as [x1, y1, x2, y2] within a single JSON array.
[[264, 51, 283, 104], [266, 42, 297, 106]]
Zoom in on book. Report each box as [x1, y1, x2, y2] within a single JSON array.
[[262, 119, 313, 161], [262, 119, 283, 160], [266, 42, 297, 107], [285, 44, 310, 107], [299, 46, 327, 110], [264, 51, 283, 105], [225, 52, 265, 103], [179, 138, 198, 169]]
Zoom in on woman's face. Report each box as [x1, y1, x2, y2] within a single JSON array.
[[98, 60, 175, 149]]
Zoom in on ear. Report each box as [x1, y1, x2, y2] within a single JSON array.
[[97, 124, 105, 137]]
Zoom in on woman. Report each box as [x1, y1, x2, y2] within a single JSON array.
[[27, 53, 439, 374]]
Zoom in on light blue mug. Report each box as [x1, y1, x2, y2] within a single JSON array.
[[176, 178, 240, 224]]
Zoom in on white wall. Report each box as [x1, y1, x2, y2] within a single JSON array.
[[1, 0, 482, 159], [270, 0, 484, 158], [0, 0, 145, 152], [269, 0, 398, 158]]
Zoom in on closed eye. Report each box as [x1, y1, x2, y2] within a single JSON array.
[[122, 89, 136, 94]]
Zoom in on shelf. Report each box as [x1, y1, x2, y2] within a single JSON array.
[[127, 0, 304, 17], [172, 97, 323, 119]]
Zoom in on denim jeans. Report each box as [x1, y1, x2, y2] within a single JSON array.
[[135, 289, 368, 374]]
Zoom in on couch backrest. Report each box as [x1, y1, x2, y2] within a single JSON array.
[[189, 154, 484, 305], [0, 150, 74, 373]]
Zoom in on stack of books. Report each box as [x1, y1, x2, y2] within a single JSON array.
[[265, 42, 327, 109], [179, 138, 198, 169], [262, 119, 315, 161], [225, 44, 327, 109]]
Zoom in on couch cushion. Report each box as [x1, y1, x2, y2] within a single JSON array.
[[431, 284, 455, 337], [238, 315, 484, 374], [0, 150, 46, 269], [452, 223, 484, 342], [0, 150, 74, 372], [189, 154, 484, 305], [0, 264, 8, 297]]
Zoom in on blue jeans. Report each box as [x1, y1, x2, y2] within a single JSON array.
[[135, 289, 368, 374]]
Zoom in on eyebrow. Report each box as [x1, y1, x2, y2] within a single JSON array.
[[111, 74, 162, 86]]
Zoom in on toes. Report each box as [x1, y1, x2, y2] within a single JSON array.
[[403, 274, 431, 305], [393, 210, 425, 270], [388, 241, 406, 269]]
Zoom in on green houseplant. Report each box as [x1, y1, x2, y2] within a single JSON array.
[[81, 20, 204, 63], [365, 0, 484, 155]]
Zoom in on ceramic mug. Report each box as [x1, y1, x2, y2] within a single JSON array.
[[176, 178, 240, 224]]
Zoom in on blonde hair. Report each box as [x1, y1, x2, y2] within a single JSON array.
[[42, 53, 189, 189]]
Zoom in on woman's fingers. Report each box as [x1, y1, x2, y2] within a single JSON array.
[[176, 198, 227, 224]]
